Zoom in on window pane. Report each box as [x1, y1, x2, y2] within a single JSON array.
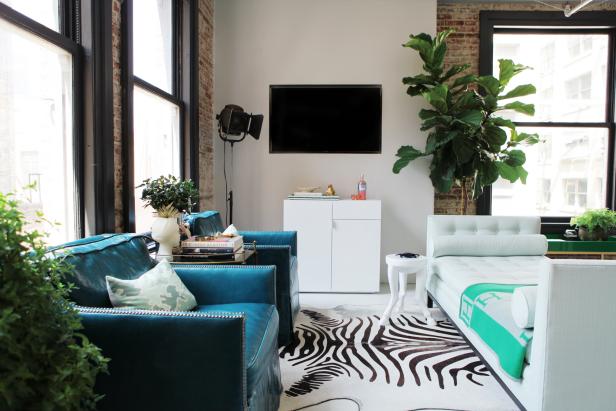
[[0, 19, 76, 244], [492, 127, 608, 217], [1, 0, 60, 31], [133, 87, 180, 233], [133, 0, 173, 93], [493, 33, 608, 122]]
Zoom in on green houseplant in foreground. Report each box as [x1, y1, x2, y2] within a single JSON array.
[[0, 192, 108, 410], [393, 29, 541, 212], [570, 209, 616, 241]]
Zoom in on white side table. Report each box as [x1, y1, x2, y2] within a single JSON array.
[[379, 254, 435, 327]]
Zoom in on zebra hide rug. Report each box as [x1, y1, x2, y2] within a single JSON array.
[[278, 306, 519, 411]]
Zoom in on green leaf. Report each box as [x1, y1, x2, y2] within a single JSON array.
[[484, 125, 507, 148], [451, 74, 478, 89], [492, 117, 516, 129], [483, 95, 498, 111], [429, 160, 456, 193], [499, 84, 536, 100], [403, 35, 433, 63], [496, 161, 519, 183], [407, 85, 428, 96], [456, 110, 483, 128], [418, 109, 440, 120], [501, 101, 535, 116], [393, 146, 425, 173], [423, 84, 449, 112], [479, 160, 499, 186], [426, 130, 458, 154], [517, 166, 528, 184], [498, 59, 529, 87], [505, 149, 526, 167], [420, 115, 452, 131], [403, 74, 434, 86], [442, 64, 470, 82], [452, 135, 475, 164], [517, 132, 541, 145], [477, 75, 501, 96], [454, 91, 481, 110]]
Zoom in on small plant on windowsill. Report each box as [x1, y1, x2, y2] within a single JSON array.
[[138, 175, 199, 259], [392, 29, 542, 214], [570, 209, 616, 241]]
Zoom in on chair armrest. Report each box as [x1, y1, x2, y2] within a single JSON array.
[[240, 231, 297, 256], [78, 307, 246, 411], [171, 265, 276, 305]]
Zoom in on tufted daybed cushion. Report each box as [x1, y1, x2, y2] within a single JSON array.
[[432, 234, 547, 257]]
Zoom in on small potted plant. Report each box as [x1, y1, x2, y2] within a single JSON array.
[[139, 175, 199, 258], [570, 209, 616, 241]]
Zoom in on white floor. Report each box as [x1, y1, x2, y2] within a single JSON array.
[[300, 282, 415, 309]]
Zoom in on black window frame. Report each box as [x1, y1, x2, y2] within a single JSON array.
[[478, 11, 616, 235], [0, 0, 85, 239], [121, 0, 198, 233]]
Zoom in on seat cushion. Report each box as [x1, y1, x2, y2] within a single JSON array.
[[194, 303, 278, 395], [432, 256, 545, 298]]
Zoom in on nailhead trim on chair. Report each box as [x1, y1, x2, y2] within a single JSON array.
[[75, 305, 245, 319]]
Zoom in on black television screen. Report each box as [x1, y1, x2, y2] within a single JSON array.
[[269, 85, 382, 153]]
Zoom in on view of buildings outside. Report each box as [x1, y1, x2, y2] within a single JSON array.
[[0, 16, 76, 245], [492, 33, 609, 217]]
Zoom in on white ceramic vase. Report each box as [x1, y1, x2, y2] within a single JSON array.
[[151, 216, 180, 261]]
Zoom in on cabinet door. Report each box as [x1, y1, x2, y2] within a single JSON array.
[[283, 201, 332, 292], [331, 219, 381, 292]]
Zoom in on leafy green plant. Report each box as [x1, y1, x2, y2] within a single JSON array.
[[570, 209, 616, 233], [139, 175, 199, 217], [0, 192, 108, 410], [393, 29, 541, 209]]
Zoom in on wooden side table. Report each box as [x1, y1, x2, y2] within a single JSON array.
[[379, 254, 435, 327]]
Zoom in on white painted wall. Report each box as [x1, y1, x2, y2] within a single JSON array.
[[214, 0, 436, 282]]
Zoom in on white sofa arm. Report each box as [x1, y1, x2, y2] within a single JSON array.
[[532, 259, 616, 411]]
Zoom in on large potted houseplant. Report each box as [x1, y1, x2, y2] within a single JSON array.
[[0, 192, 108, 410], [393, 29, 541, 212], [139, 175, 199, 259], [570, 209, 616, 241]]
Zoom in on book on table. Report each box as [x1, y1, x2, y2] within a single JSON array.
[[181, 235, 243, 250]]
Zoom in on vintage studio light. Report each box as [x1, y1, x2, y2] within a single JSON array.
[[216, 104, 263, 224]]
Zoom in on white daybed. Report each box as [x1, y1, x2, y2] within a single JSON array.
[[426, 215, 616, 411]]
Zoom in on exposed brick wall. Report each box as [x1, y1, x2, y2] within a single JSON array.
[[111, 0, 123, 232], [110, 0, 215, 231], [198, 0, 215, 211], [434, 0, 616, 215]]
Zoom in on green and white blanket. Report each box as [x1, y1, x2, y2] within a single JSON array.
[[459, 283, 534, 379]]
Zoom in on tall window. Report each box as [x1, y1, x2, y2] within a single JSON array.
[[0, 1, 81, 244], [480, 12, 616, 229], [128, 0, 183, 233]]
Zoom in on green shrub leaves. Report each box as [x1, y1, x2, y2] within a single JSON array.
[[0, 192, 108, 410], [394, 29, 541, 198]]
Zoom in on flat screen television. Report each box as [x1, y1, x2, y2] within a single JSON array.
[[269, 85, 382, 153]]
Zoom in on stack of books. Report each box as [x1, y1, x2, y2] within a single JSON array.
[[179, 235, 244, 262], [288, 192, 340, 200]]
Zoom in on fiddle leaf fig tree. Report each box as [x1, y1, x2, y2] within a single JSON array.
[[394, 29, 540, 204]]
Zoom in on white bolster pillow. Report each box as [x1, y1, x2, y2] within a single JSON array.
[[432, 234, 547, 257], [511, 286, 537, 329]]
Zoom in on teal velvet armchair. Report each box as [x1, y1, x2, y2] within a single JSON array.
[[185, 211, 299, 346], [50, 234, 282, 411]]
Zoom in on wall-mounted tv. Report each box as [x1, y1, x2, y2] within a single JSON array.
[[269, 85, 382, 153]]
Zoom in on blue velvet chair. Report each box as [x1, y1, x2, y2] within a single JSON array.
[[185, 211, 299, 346], [49, 234, 282, 411]]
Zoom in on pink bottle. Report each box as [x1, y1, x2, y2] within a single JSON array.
[[357, 174, 367, 200]]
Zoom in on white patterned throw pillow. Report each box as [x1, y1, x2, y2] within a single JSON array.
[[105, 260, 197, 311]]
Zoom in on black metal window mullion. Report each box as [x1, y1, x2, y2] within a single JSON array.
[[478, 11, 616, 234]]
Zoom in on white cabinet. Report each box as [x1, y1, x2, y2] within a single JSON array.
[[283, 199, 381, 292]]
